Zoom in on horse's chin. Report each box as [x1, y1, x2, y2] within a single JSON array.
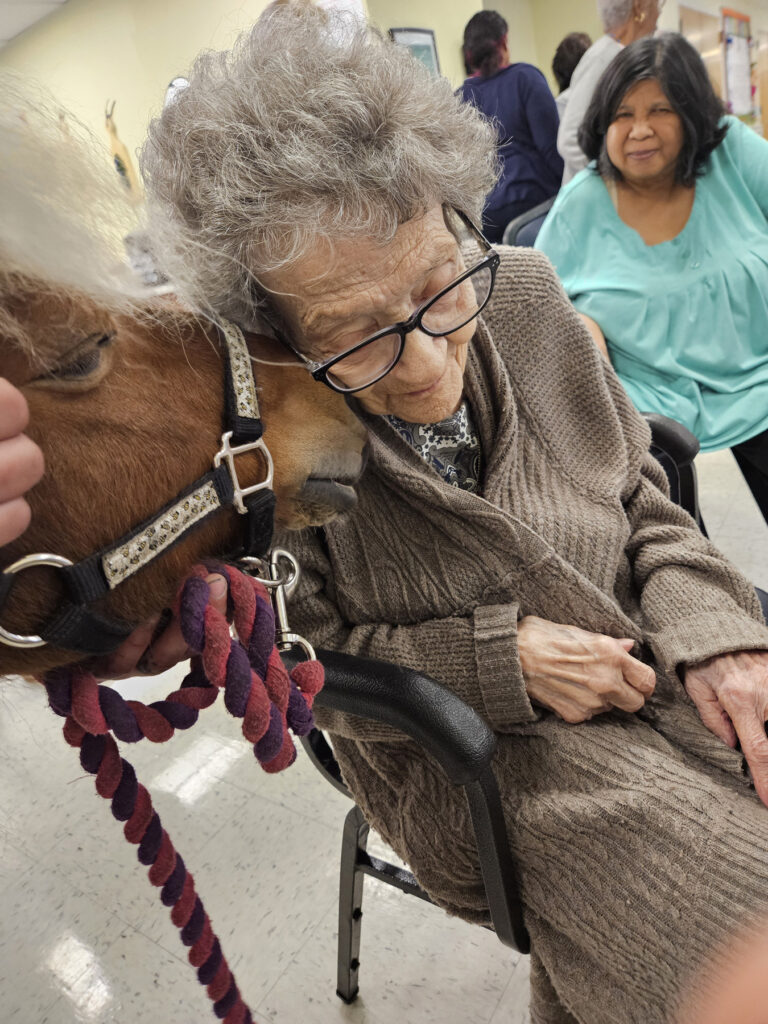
[[281, 478, 358, 530]]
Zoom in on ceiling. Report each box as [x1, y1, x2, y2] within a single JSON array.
[[0, 0, 67, 51]]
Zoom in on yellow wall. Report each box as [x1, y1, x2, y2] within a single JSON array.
[[485, 0, 538, 67], [8, 0, 763, 174], [0, 0, 485, 179], [366, 0, 479, 86], [0, 0, 274, 175]]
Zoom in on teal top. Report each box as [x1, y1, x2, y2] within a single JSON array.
[[535, 116, 768, 452]]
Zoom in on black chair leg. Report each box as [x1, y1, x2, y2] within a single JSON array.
[[337, 803, 368, 1003]]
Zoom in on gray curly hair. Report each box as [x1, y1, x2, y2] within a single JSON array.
[[141, 4, 498, 329]]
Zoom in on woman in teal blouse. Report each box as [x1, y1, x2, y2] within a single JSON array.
[[536, 33, 768, 522]]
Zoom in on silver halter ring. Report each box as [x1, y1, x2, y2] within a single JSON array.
[[0, 552, 74, 648]]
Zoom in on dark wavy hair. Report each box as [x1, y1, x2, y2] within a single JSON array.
[[463, 11, 508, 78], [552, 32, 591, 93], [578, 33, 727, 187]]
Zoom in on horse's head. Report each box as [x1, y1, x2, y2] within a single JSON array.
[[0, 278, 365, 676]]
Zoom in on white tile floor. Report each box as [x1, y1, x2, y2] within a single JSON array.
[[0, 448, 764, 1024]]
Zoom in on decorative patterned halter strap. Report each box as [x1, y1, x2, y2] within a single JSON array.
[[0, 320, 276, 655], [42, 561, 324, 1024]]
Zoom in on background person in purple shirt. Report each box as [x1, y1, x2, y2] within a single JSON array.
[[458, 10, 563, 242]]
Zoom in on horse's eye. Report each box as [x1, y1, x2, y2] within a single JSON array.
[[48, 349, 103, 379], [41, 332, 115, 382]]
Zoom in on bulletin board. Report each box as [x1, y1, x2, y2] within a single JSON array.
[[723, 8, 753, 116]]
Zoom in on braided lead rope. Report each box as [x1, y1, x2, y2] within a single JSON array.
[[42, 562, 324, 1023]]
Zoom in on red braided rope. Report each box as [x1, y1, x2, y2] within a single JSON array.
[[43, 562, 324, 1023]]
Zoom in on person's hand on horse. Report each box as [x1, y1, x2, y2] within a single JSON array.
[[88, 573, 229, 681], [685, 650, 768, 807], [0, 378, 44, 547], [518, 614, 656, 723]]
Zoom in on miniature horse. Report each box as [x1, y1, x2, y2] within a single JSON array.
[[0, 281, 365, 679], [0, 84, 365, 679]]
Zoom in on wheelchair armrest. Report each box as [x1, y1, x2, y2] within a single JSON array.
[[283, 648, 497, 787], [643, 413, 700, 467]]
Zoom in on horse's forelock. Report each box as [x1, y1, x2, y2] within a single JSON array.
[[0, 73, 151, 360]]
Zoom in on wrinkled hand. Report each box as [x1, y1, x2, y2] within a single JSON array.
[[518, 615, 656, 724], [684, 650, 768, 807], [0, 378, 44, 547], [86, 573, 229, 681]]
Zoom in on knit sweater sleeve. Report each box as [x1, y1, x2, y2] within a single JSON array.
[[599, 357, 768, 667], [281, 527, 538, 742], [624, 447, 768, 669]]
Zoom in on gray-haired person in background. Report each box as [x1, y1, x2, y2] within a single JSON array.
[[557, 0, 661, 183], [142, 7, 768, 1023]]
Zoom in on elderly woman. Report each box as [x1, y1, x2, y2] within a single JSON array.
[[537, 34, 768, 524], [557, 0, 661, 184], [142, 7, 768, 1024]]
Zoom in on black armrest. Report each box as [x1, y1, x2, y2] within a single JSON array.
[[643, 413, 700, 467], [283, 647, 530, 952], [283, 648, 496, 787]]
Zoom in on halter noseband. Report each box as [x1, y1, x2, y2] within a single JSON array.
[[0, 319, 276, 655]]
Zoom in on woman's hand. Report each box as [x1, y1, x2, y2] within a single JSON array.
[[87, 573, 229, 681], [0, 379, 44, 547], [684, 650, 768, 807], [518, 614, 656, 723]]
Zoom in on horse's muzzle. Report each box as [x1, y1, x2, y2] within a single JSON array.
[[300, 448, 366, 513]]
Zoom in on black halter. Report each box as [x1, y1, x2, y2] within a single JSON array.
[[0, 320, 276, 656]]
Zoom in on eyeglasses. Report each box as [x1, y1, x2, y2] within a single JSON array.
[[272, 208, 500, 395]]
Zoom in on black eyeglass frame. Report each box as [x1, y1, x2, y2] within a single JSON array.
[[273, 209, 500, 395]]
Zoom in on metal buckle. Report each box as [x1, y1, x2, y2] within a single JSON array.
[[213, 431, 274, 515], [0, 552, 74, 648], [239, 549, 316, 660]]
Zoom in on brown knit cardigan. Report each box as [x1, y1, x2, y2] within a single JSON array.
[[280, 248, 768, 1024]]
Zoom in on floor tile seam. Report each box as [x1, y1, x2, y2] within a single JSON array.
[[487, 954, 529, 1024], [193, 781, 346, 847], [124, 870, 339, 977], [252, 891, 341, 1017], [21, 873, 131, 1006]]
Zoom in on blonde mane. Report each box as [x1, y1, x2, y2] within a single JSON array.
[[0, 74, 151, 356]]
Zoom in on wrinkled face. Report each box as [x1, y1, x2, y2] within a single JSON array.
[[606, 78, 683, 187], [0, 283, 365, 675], [266, 206, 480, 424]]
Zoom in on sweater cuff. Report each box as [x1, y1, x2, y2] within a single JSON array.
[[473, 603, 539, 730], [648, 610, 768, 672]]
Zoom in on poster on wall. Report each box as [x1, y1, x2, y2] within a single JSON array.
[[389, 28, 441, 76], [723, 8, 753, 115]]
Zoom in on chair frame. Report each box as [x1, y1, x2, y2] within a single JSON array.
[[501, 197, 556, 247], [286, 650, 531, 1004]]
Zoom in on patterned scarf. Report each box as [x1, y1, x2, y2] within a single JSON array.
[[386, 400, 482, 493]]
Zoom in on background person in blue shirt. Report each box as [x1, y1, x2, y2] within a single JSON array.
[[458, 10, 563, 242], [536, 33, 768, 523]]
